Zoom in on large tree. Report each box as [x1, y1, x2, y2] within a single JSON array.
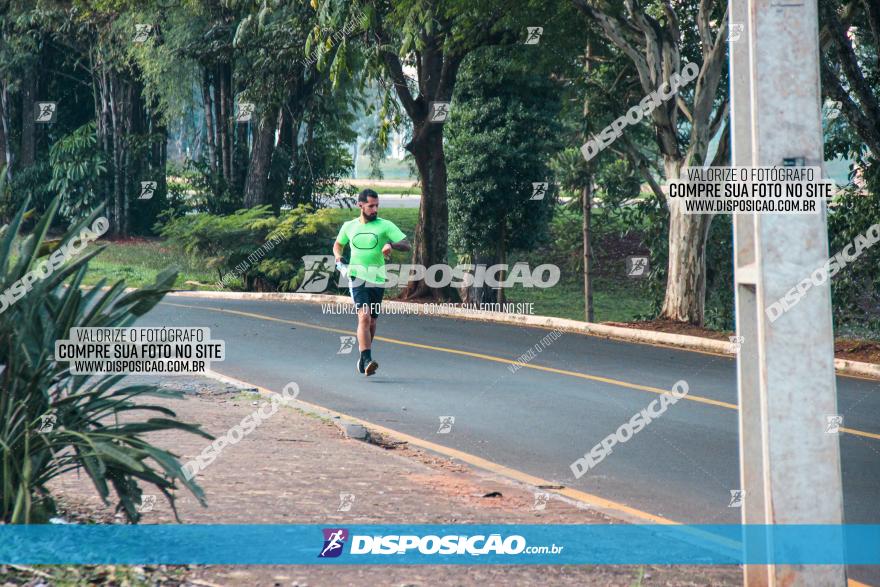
[[446, 45, 562, 304], [572, 0, 730, 325], [317, 0, 533, 300], [819, 0, 880, 157]]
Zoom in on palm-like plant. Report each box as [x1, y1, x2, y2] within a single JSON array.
[[0, 196, 210, 523]]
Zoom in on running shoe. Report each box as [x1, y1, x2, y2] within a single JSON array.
[[364, 359, 379, 376]]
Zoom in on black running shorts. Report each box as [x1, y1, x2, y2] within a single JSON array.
[[350, 282, 384, 318]]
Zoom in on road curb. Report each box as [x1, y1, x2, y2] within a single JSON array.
[[168, 290, 880, 380], [203, 369, 372, 441]]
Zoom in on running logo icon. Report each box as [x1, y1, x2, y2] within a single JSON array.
[[298, 255, 334, 292], [525, 27, 543, 45], [337, 493, 355, 512], [139, 181, 157, 200], [437, 416, 455, 434], [35, 102, 57, 123], [530, 182, 548, 200], [337, 336, 356, 354], [728, 489, 745, 508], [429, 102, 450, 123], [825, 414, 843, 434], [533, 492, 550, 511], [319, 528, 349, 558], [137, 495, 156, 513], [626, 256, 649, 278], [38, 414, 56, 433]]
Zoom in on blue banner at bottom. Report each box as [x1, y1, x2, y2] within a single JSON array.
[[0, 525, 878, 565]]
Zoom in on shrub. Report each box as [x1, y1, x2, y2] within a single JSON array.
[[0, 197, 210, 523], [828, 163, 880, 333], [49, 123, 107, 224], [158, 205, 337, 290]]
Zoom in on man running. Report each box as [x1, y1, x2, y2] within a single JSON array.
[[333, 189, 410, 376]]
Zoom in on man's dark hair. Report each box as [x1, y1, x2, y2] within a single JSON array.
[[358, 189, 379, 203]]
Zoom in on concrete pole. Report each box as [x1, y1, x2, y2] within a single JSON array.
[[731, 0, 846, 584], [729, 2, 769, 585]]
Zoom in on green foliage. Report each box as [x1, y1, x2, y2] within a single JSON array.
[[49, 123, 107, 223], [158, 206, 277, 275], [619, 195, 669, 320], [0, 197, 209, 524], [158, 205, 337, 290], [550, 148, 591, 200], [283, 92, 359, 209], [7, 163, 53, 218], [828, 163, 880, 331], [703, 215, 735, 330], [447, 46, 563, 259], [170, 159, 241, 216], [594, 159, 642, 209]]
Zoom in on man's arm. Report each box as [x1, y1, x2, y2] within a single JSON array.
[[390, 238, 411, 252], [382, 222, 411, 258], [382, 238, 410, 259], [333, 240, 345, 262]]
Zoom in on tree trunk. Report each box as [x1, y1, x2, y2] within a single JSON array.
[[202, 69, 217, 179], [582, 42, 595, 322], [234, 101, 248, 194], [94, 54, 113, 226], [19, 66, 37, 170], [461, 253, 499, 304], [404, 126, 453, 301], [496, 221, 506, 305], [0, 81, 10, 179], [109, 71, 124, 236], [267, 103, 295, 210], [582, 180, 594, 322], [660, 159, 713, 325], [217, 65, 230, 185], [243, 108, 278, 207]]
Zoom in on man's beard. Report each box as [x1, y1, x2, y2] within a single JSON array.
[[363, 211, 378, 221]]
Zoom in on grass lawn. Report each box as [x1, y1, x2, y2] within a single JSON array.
[[83, 238, 219, 290], [351, 184, 421, 196], [504, 276, 652, 323], [353, 158, 417, 181], [322, 207, 420, 236]]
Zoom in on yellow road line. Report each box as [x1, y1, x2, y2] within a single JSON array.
[[161, 302, 880, 440]]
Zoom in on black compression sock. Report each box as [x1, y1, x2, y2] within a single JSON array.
[[361, 349, 372, 362]]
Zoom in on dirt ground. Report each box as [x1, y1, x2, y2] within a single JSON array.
[[605, 318, 880, 365]]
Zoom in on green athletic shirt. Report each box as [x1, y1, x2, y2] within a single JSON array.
[[335, 217, 406, 284]]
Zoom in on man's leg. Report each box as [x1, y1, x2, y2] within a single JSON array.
[[355, 306, 374, 374], [360, 288, 382, 375], [350, 283, 374, 374], [357, 306, 372, 352]]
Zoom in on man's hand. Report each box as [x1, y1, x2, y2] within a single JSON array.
[[382, 243, 393, 260]]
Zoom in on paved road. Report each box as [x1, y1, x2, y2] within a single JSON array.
[[140, 295, 879, 573]]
